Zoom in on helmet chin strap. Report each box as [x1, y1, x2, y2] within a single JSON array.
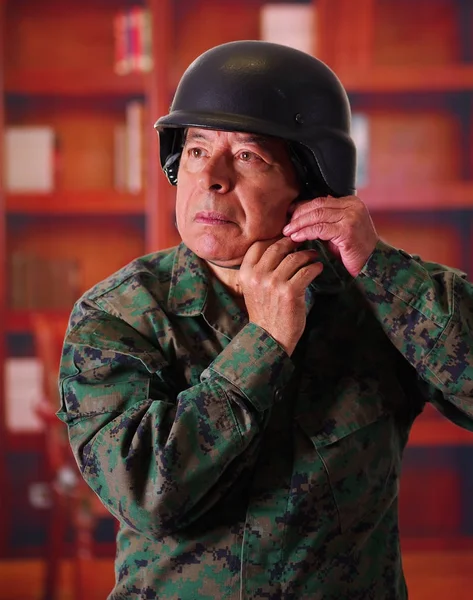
[[206, 259, 241, 270]]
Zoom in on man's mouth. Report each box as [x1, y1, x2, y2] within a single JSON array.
[[195, 211, 234, 225]]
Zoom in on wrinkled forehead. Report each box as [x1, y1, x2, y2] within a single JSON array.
[[185, 126, 272, 143], [183, 127, 290, 153]]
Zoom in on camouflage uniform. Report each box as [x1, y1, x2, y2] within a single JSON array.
[[58, 239, 473, 599]]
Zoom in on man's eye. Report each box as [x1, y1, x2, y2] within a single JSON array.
[[189, 147, 203, 158], [239, 151, 257, 162]]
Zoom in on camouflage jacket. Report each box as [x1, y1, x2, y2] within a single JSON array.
[[58, 239, 473, 600]]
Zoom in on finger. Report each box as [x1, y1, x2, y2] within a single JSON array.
[[290, 195, 352, 221], [273, 249, 319, 281], [289, 222, 342, 243], [240, 236, 282, 269], [284, 208, 344, 236], [289, 261, 324, 292], [256, 237, 300, 272]]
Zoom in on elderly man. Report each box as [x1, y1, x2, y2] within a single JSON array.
[[58, 41, 473, 599]]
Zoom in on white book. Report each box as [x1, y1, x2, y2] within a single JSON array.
[[4, 126, 55, 192], [114, 124, 128, 191], [140, 9, 154, 72], [351, 113, 370, 189], [260, 3, 316, 55], [126, 101, 143, 194], [5, 357, 43, 433]]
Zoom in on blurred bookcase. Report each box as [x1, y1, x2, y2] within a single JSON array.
[[0, 0, 178, 558], [317, 0, 473, 548], [1, 0, 473, 559]]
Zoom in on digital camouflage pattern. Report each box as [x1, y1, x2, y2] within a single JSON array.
[[58, 239, 473, 599]]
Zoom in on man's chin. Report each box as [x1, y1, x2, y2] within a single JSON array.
[[187, 242, 246, 269]]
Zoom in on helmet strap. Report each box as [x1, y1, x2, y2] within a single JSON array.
[[163, 152, 181, 185], [206, 259, 241, 270], [289, 143, 335, 200]]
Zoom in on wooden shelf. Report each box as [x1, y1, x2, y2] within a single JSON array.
[[6, 310, 70, 334], [5, 70, 147, 97], [340, 65, 473, 93], [6, 190, 145, 216], [360, 183, 473, 212]]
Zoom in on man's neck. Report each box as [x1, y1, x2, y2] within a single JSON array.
[[205, 260, 245, 301]]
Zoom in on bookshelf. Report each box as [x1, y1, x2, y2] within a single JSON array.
[[0, 0, 7, 562], [0, 0, 178, 559], [1, 0, 473, 560], [315, 0, 473, 267], [6, 70, 147, 97], [6, 191, 145, 215], [316, 0, 473, 545], [335, 66, 473, 93]]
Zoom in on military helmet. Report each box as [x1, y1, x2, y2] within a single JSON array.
[[154, 40, 356, 198]]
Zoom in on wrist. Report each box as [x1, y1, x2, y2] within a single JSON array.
[[249, 321, 297, 356]]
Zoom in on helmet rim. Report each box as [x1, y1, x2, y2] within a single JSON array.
[[155, 109, 295, 141]]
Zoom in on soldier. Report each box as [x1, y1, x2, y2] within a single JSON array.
[[58, 41, 473, 599]]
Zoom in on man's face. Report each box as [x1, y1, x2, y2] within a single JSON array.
[[175, 128, 300, 267]]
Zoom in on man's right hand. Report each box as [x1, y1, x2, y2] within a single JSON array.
[[238, 237, 323, 356]]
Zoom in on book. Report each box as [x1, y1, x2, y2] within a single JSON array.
[[260, 3, 316, 55], [125, 100, 146, 194], [5, 357, 43, 433], [113, 100, 147, 193], [8, 253, 81, 310], [140, 9, 153, 72], [4, 126, 55, 192], [113, 11, 131, 76], [351, 113, 370, 189], [113, 124, 128, 191], [114, 7, 153, 75]]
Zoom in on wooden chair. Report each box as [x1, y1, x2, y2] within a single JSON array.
[[31, 313, 112, 600]]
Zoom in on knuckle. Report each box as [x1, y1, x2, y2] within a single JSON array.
[[298, 209, 319, 227], [346, 206, 358, 220], [282, 284, 295, 300], [239, 265, 250, 278], [301, 250, 318, 261], [294, 266, 307, 280], [249, 273, 261, 288], [261, 276, 274, 291], [284, 251, 299, 264], [353, 195, 365, 208], [346, 219, 358, 236], [271, 237, 290, 249], [300, 263, 321, 279]]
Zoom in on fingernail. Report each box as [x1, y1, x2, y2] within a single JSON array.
[[282, 225, 292, 235], [291, 232, 303, 241]]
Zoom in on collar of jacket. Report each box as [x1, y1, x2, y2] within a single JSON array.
[[167, 241, 352, 317]]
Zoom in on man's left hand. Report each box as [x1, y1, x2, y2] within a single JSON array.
[[282, 195, 379, 277]]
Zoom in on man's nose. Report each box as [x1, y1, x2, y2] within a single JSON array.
[[198, 154, 233, 193]]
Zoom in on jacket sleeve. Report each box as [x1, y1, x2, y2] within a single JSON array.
[[355, 239, 473, 432], [57, 301, 294, 537]]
